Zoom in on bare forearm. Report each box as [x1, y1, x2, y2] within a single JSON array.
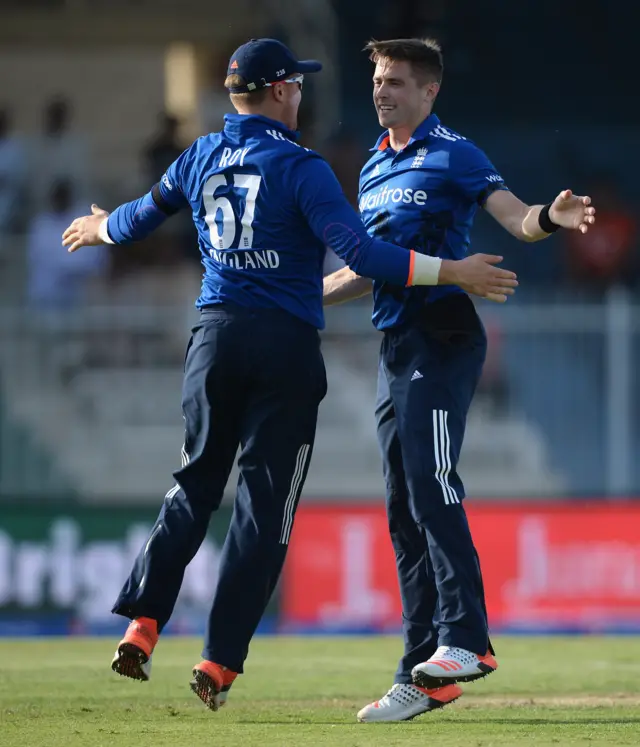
[[499, 203, 550, 242], [323, 267, 373, 306], [323, 257, 498, 305], [485, 191, 556, 243], [520, 204, 555, 242]]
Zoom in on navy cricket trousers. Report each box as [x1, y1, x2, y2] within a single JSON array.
[[375, 294, 492, 683], [112, 305, 327, 672]]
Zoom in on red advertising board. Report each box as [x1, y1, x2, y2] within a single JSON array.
[[282, 502, 640, 632]]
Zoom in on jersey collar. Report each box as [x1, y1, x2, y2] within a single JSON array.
[[224, 113, 300, 142], [371, 112, 440, 152]]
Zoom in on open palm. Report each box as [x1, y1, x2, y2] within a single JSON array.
[[549, 189, 596, 233], [62, 204, 110, 252]]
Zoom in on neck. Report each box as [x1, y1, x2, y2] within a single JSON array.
[[388, 109, 433, 151], [235, 106, 289, 129], [388, 126, 413, 151]]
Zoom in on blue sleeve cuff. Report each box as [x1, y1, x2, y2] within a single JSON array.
[[106, 191, 170, 244]]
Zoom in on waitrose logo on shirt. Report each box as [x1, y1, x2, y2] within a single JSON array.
[[359, 185, 428, 211]]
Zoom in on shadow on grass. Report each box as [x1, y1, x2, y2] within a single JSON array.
[[232, 717, 640, 726]]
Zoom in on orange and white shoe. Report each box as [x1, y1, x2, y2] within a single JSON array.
[[412, 645, 498, 688], [111, 617, 158, 681], [357, 682, 462, 722], [216, 681, 234, 708], [190, 660, 238, 712]]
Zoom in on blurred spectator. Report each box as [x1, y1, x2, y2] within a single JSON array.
[[26, 180, 107, 309], [197, 48, 234, 134], [143, 112, 183, 186], [33, 97, 90, 211], [563, 173, 638, 291], [131, 111, 198, 269], [0, 106, 26, 233]]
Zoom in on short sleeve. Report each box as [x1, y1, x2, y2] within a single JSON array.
[[453, 142, 509, 206]]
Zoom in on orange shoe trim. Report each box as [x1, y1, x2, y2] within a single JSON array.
[[194, 660, 238, 690], [416, 684, 463, 703], [119, 617, 158, 659], [430, 659, 463, 671], [222, 669, 238, 687], [479, 653, 498, 670]]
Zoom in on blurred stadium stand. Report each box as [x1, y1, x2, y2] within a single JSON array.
[[1, 0, 640, 641], [4, 290, 632, 500], [0, 0, 637, 504]]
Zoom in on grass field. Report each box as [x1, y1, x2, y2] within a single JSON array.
[[1, 636, 639, 746]]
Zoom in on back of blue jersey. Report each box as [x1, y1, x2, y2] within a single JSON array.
[[359, 114, 508, 330], [159, 114, 327, 327]]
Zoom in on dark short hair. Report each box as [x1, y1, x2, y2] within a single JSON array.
[[364, 38, 443, 85], [224, 74, 268, 105]]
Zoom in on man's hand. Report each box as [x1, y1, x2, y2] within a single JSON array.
[[62, 204, 110, 253], [440, 254, 518, 303], [549, 189, 596, 233]]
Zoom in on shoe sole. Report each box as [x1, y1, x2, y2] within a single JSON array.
[[412, 661, 496, 689], [111, 642, 150, 682], [190, 668, 221, 712], [357, 691, 461, 723]]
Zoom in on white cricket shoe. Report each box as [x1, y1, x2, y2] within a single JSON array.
[[216, 682, 233, 708], [412, 645, 498, 688], [356, 682, 462, 723]]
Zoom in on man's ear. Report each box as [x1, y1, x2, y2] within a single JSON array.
[[271, 83, 286, 102], [426, 81, 440, 103]]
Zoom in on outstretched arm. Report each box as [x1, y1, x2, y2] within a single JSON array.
[[323, 267, 372, 306], [61, 187, 182, 252], [295, 155, 518, 300], [322, 253, 518, 305], [485, 188, 596, 242], [62, 203, 113, 252], [62, 149, 191, 252]]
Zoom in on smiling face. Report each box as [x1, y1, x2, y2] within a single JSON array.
[[372, 58, 439, 132]]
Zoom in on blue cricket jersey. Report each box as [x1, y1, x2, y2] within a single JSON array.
[[359, 113, 509, 330], [106, 113, 417, 329]]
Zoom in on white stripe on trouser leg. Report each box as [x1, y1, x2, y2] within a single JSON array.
[[137, 521, 162, 591], [433, 410, 449, 504], [165, 443, 189, 500], [441, 411, 460, 503], [165, 483, 180, 500], [433, 410, 458, 505], [280, 444, 310, 544], [437, 410, 459, 504]]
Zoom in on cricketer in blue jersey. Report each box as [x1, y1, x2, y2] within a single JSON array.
[[323, 38, 597, 723], [62, 37, 519, 711]]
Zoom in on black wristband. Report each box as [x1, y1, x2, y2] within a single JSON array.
[[538, 202, 560, 233], [151, 183, 180, 216]]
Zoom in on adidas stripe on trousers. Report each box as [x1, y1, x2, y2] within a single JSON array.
[[112, 305, 326, 672], [375, 295, 492, 683]]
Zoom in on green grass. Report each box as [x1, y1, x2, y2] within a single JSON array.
[[1, 636, 639, 746]]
